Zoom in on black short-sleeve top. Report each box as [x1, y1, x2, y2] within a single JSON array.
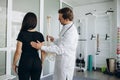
[[17, 31, 44, 56]]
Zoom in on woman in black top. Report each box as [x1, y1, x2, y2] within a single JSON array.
[[12, 12, 45, 80]]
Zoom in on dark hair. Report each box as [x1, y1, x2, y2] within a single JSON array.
[[58, 7, 73, 21], [20, 12, 37, 31]]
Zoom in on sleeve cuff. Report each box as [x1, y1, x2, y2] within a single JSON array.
[[41, 46, 47, 51]]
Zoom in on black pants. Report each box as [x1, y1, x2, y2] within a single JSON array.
[[18, 56, 42, 80]]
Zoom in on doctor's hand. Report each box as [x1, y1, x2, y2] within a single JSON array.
[[46, 35, 54, 42], [31, 40, 43, 50]]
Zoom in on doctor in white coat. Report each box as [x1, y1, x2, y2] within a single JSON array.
[[31, 7, 78, 80]]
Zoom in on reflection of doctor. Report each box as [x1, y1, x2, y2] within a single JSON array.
[[31, 7, 78, 80]]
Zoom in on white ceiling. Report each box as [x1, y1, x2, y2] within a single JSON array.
[[62, 0, 113, 7]]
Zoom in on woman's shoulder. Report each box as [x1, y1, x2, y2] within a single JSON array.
[[35, 31, 43, 35], [18, 31, 24, 35], [35, 31, 44, 41]]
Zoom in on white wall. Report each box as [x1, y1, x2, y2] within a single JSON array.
[[116, 0, 120, 27], [73, 1, 117, 68], [74, 1, 115, 23]]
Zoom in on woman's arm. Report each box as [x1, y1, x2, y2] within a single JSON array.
[[41, 50, 46, 64], [12, 41, 22, 73]]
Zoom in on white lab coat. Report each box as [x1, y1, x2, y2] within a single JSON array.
[[41, 22, 78, 80]]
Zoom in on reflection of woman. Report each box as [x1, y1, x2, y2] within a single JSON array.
[[12, 12, 45, 80]]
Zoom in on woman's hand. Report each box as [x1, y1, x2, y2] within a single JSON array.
[[12, 64, 18, 74]]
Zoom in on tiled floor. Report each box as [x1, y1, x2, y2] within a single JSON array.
[[11, 69, 120, 80], [74, 69, 120, 80]]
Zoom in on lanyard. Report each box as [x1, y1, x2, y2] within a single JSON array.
[[62, 23, 73, 36]]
